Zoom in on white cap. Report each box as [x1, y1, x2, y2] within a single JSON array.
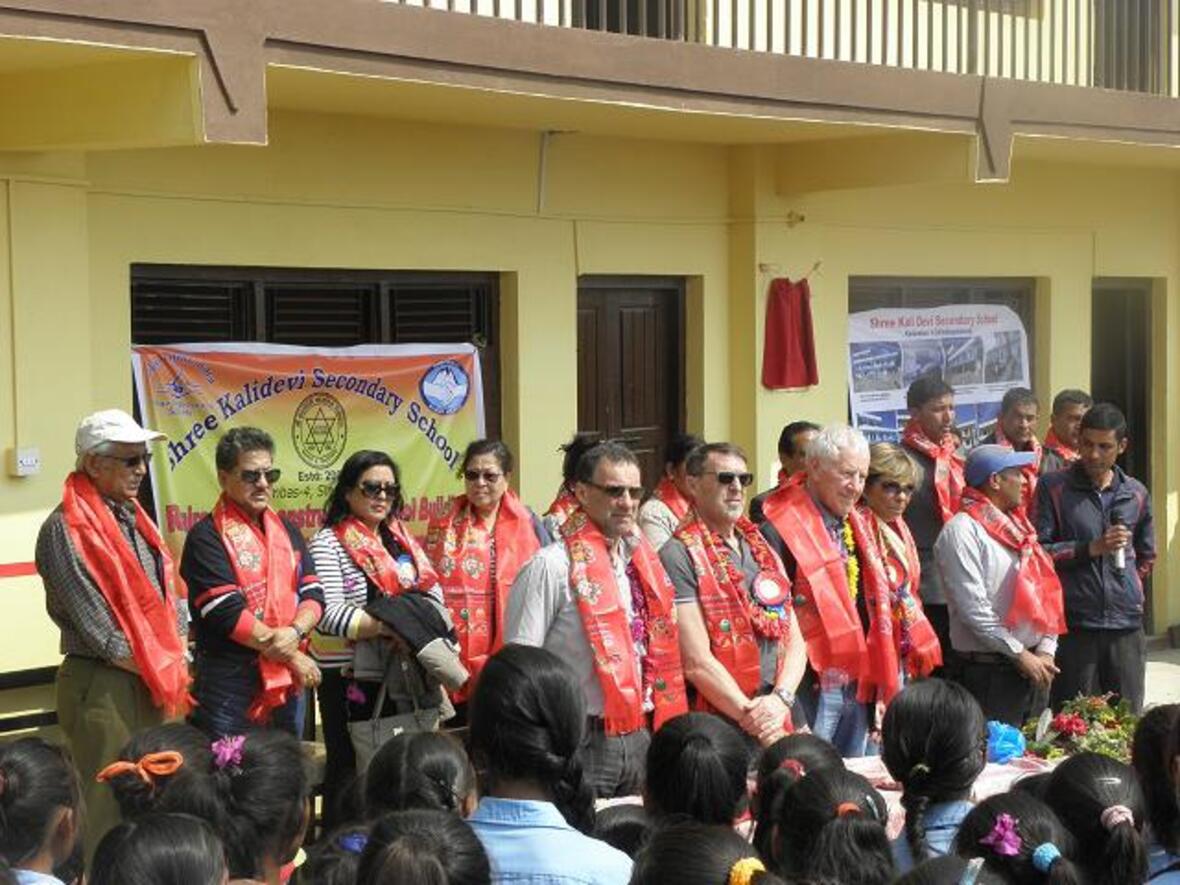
[[75, 409, 165, 455]]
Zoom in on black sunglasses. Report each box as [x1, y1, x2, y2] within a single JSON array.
[[879, 480, 916, 496], [359, 480, 399, 499], [104, 452, 153, 469], [239, 467, 281, 485], [702, 470, 754, 488], [463, 469, 504, 483], [587, 482, 645, 500]]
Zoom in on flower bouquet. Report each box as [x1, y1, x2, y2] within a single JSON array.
[[1021, 694, 1138, 763]]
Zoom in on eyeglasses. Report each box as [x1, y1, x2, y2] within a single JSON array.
[[587, 482, 645, 500], [359, 480, 399, 499], [103, 452, 152, 469], [701, 471, 754, 488], [879, 480, 916, 497], [463, 470, 503, 484], [238, 467, 281, 486]]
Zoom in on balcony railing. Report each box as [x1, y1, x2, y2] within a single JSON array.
[[388, 0, 1180, 97]]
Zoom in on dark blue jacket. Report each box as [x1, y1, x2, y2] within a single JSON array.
[[1033, 463, 1155, 631]]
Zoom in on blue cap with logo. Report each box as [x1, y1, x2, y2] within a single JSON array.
[[964, 444, 1038, 488]]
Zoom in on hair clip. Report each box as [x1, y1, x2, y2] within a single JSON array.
[[728, 857, 765, 885], [958, 857, 986, 885], [1031, 843, 1061, 873], [1100, 804, 1134, 831], [96, 751, 184, 786], [979, 813, 1022, 857], [211, 735, 246, 772], [835, 801, 861, 818], [908, 762, 931, 778], [337, 832, 368, 855], [779, 758, 805, 778]]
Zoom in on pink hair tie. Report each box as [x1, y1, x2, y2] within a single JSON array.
[[1100, 805, 1134, 831], [780, 758, 805, 779]]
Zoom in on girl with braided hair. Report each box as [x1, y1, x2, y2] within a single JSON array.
[[631, 821, 785, 885], [954, 792, 1082, 885], [466, 644, 631, 884], [363, 731, 476, 819], [882, 678, 987, 873]]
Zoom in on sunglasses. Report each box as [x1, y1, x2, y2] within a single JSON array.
[[587, 482, 645, 500], [359, 480, 399, 499], [702, 471, 754, 488], [103, 452, 152, 469], [879, 480, 916, 496], [239, 467, 281, 486], [463, 470, 504, 484]]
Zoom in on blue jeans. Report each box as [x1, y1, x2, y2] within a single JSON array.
[[810, 681, 870, 758], [191, 650, 300, 738]]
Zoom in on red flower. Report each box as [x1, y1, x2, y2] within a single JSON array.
[[1051, 713, 1088, 737]]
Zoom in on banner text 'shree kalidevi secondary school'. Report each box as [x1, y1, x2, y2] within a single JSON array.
[[132, 343, 485, 556]]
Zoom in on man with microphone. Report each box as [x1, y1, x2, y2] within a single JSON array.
[[1034, 403, 1155, 713]]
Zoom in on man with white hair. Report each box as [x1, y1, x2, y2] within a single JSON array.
[[660, 442, 807, 747], [760, 425, 900, 757], [36, 408, 189, 858]]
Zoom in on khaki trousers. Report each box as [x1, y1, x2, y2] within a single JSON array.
[[55, 656, 164, 862]]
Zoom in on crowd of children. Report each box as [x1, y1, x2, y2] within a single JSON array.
[[0, 643, 1178, 885]]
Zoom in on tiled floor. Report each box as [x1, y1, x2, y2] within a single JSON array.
[[1147, 645, 1180, 706]]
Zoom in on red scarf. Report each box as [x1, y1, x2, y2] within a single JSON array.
[[212, 495, 298, 723], [334, 516, 437, 598], [561, 507, 687, 735], [58, 473, 191, 716], [545, 484, 579, 529], [902, 420, 965, 524], [855, 504, 942, 681], [652, 477, 692, 522], [1043, 429, 1080, 466], [762, 483, 899, 704], [958, 488, 1066, 637], [992, 426, 1042, 509], [424, 491, 540, 698], [674, 511, 792, 705]]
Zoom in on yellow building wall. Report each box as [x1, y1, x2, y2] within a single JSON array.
[[2, 107, 1179, 678]]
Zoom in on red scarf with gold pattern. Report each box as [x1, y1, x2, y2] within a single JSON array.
[[561, 507, 687, 735], [902, 420, 965, 523], [652, 477, 692, 522], [1043, 430, 1080, 466], [334, 516, 437, 598]]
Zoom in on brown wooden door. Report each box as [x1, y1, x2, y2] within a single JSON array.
[[577, 278, 684, 489]]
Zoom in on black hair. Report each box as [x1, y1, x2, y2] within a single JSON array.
[[574, 440, 639, 485], [591, 804, 651, 859], [212, 729, 310, 879], [102, 722, 218, 821], [663, 433, 705, 468], [559, 432, 600, 484], [751, 733, 844, 861], [0, 858, 14, 885], [1000, 387, 1039, 415], [773, 768, 894, 885], [631, 821, 785, 885], [907, 374, 954, 410], [955, 792, 1082, 885], [1042, 751, 1147, 885], [461, 439, 515, 475], [882, 679, 987, 865], [1136, 704, 1180, 853], [90, 813, 227, 885], [0, 737, 81, 868], [364, 731, 475, 818], [893, 855, 1005, 885], [1010, 773, 1052, 801], [302, 824, 372, 885], [323, 449, 403, 524], [644, 713, 751, 826], [468, 644, 595, 833], [215, 426, 275, 472], [356, 810, 490, 885], [684, 442, 747, 477], [1051, 389, 1092, 415], [1079, 402, 1128, 442], [778, 421, 821, 457]]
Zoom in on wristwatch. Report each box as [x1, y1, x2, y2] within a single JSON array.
[[773, 687, 796, 708]]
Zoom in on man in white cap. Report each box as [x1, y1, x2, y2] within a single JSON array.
[[934, 444, 1066, 726], [35, 409, 189, 859]]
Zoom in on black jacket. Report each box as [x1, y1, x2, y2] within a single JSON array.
[[1033, 463, 1155, 631]]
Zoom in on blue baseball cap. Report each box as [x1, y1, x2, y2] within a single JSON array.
[[964, 444, 1037, 488]]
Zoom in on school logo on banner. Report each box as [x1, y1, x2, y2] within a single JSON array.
[[292, 392, 347, 468], [420, 360, 470, 416]]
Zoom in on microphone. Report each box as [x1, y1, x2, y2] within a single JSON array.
[[1112, 515, 1126, 571]]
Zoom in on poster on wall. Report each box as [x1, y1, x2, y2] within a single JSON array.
[[847, 303, 1030, 446], [131, 342, 484, 557]]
